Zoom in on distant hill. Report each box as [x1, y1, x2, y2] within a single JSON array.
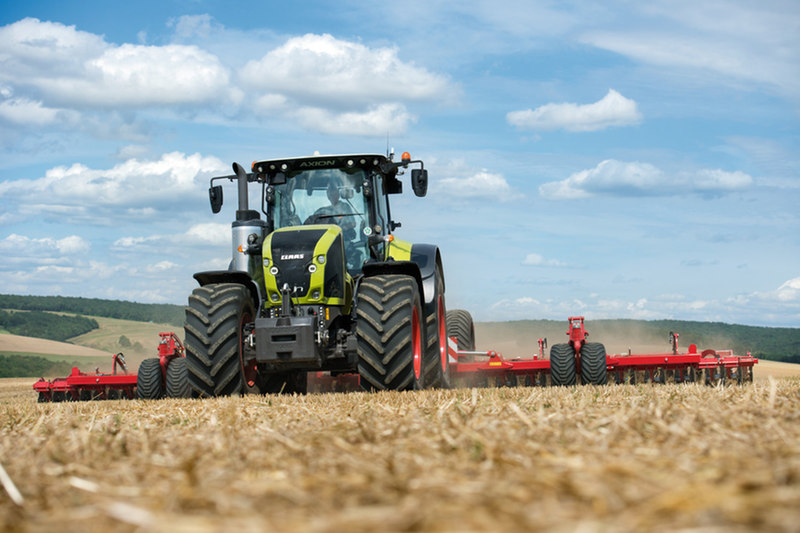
[[0, 294, 797, 364], [0, 294, 184, 327]]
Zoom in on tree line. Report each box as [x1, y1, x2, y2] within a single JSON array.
[[0, 354, 76, 378], [0, 294, 184, 326], [0, 310, 99, 341]]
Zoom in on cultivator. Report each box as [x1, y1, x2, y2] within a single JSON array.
[[32, 333, 185, 402], [448, 316, 758, 387], [32, 318, 757, 400]]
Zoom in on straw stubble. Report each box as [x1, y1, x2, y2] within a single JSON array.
[[1, 378, 798, 532]]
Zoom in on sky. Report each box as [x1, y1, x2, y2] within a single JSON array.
[[0, 0, 798, 327]]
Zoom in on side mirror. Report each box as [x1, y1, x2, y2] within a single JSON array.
[[209, 185, 223, 213], [411, 168, 428, 197]]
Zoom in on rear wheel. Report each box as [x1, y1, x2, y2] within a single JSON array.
[[184, 283, 252, 397], [137, 357, 163, 400], [165, 358, 191, 398], [356, 275, 426, 391], [550, 343, 576, 386], [580, 342, 607, 385], [424, 268, 451, 389]]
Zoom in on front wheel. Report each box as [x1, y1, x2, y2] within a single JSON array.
[[184, 283, 253, 397], [356, 275, 426, 391]]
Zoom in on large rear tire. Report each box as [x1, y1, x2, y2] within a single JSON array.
[[137, 357, 163, 400], [424, 268, 451, 389], [580, 342, 607, 385], [356, 275, 426, 391], [165, 357, 191, 398], [550, 343, 576, 386], [184, 283, 252, 397]]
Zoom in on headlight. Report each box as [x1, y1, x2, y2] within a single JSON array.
[[263, 258, 270, 267], [269, 266, 279, 276], [311, 290, 321, 300], [270, 292, 280, 302], [317, 255, 326, 264], [308, 264, 317, 273]]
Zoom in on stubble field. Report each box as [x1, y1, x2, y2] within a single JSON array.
[[1, 371, 799, 532]]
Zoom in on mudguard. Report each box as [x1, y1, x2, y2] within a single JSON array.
[[193, 270, 262, 308]]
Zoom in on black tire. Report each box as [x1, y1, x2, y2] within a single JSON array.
[[424, 267, 451, 389], [550, 343, 576, 386], [356, 275, 426, 391], [446, 309, 475, 351], [137, 357, 163, 400], [37, 392, 47, 403], [165, 357, 191, 398], [184, 283, 253, 397], [580, 342, 607, 385]]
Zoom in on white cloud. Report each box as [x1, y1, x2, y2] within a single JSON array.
[[540, 159, 753, 199], [184, 223, 230, 245], [0, 20, 456, 137], [0, 18, 234, 110], [507, 90, 642, 132], [241, 33, 455, 135], [291, 103, 416, 136], [776, 276, 800, 302], [241, 33, 452, 108], [113, 223, 230, 253], [0, 97, 76, 126], [0, 152, 226, 222], [0, 234, 90, 260], [523, 253, 566, 267], [432, 161, 513, 201]]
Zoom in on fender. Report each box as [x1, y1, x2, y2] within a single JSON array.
[[409, 243, 444, 306], [193, 270, 262, 308], [360, 260, 425, 305], [360, 243, 443, 306]]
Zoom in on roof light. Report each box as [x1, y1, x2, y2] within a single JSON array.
[[401, 152, 411, 162]]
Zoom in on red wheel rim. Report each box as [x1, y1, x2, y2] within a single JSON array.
[[412, 306, 422, 380], [437, 295, 447, 373]]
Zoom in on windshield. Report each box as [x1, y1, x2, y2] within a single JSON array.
[[270, 168, 370, 274]]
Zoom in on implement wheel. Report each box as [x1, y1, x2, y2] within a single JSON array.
[[356, 275, 426, 391], [550, 343, 576, 386], [165, 358, 191, 398], [446, 309, 475, 351], [581, 342, 608, 385], [137, 357, 163, 400], [184, 283, 252, 397]]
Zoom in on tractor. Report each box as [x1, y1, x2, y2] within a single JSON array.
[[183, 152, 450, 396]]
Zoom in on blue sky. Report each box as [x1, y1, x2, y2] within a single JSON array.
[[0, 1, 798, 326]]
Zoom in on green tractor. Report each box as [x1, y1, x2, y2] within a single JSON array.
[[183, 152, 450, 396]]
